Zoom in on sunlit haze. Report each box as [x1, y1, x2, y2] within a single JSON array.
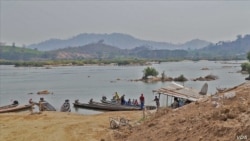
[[1, 0, 250, 46]]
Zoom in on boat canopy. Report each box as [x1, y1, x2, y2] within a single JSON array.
[[152, 82, 203, 101]]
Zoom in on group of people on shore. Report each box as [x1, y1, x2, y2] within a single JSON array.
[[109, 92, 162, 110]]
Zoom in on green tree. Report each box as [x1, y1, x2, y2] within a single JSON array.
[[174, 74, 188, 82], [241, 62, 249, 71], [142, 67, 159, 79], [246, 63, 250, 78]]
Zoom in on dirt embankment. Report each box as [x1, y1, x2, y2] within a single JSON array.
[[112, 81, 250, 141]]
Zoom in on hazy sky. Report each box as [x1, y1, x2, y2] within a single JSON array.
[[1, 0, 250, 46]]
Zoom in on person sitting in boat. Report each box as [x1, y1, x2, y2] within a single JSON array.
[[89, 98, 93, 104], [134, 99, 139, 106], [39, 97, 45, 111], [102, 96, 107, 101], [12, 100, 19, 105], [127, 99, 132, 105], [29, 99, 38, 105], [114, 92, 120, 101], [38, 97, 56, 111], [60, 99, 71, 112], [120, 95, 126, 105], [29, 99, 33, 104], [75, 99, 79, 104]]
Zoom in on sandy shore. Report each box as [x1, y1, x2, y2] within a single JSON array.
[[0, 110, 146, 141]]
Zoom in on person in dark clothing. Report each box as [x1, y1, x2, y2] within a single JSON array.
[[154, 96, 160, 110], [121, 95, 126, 105], [102, 96, 107, 101], [171, 97, 179, 108], [139, 94, 145, 110], [13, 100, 19, 105]]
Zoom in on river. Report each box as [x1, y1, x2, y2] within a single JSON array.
[[0, 60, 248, 114]]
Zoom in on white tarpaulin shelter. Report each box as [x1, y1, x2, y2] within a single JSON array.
[[153, 82, 205, 102]]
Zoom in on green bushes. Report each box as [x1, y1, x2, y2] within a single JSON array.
[[245, 63, 250, 77], [241, 62, 250, 71], [241, 51, 250, 79], [174, 74, 188, 82], [142, 67, 159, 79], [247, 52, 250, 62]]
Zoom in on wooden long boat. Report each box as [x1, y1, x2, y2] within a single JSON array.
[[0, 103, 18, 110], [100, 99, 121, 105], [0, 104, 32, 113], [92, 101, 140, 109], [0, 100, 19, 110], [100, 99, 156, 110], [73, 101, 141, 111]]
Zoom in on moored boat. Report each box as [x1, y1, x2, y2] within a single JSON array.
[[0, 100, 19, 110], [0, 104, 32, 113], [100, 99, 156, 110], [100, 99, 121, 105], [73, 100, 141, 111]]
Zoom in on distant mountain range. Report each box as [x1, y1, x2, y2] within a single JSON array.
[[1, 34, 249, 61], [33, 34, 250, 60], [28, 33, 211, 51]]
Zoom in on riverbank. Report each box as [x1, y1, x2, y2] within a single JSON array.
[[1, 81, 249, 141], [0, 110, 146, 141]]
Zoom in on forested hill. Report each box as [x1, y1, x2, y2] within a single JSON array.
[[0, 45, 45, 60], [195, 34, 250, 59], [48, 42, 124, 59]]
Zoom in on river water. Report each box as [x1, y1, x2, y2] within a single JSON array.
[[0, 60, 248, 114]]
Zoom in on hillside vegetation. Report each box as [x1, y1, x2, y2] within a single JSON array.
[[1, 34, 250, 63], [0, 46, 44, 60]]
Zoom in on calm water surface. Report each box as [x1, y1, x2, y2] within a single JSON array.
[[0, 60, 248, 114]]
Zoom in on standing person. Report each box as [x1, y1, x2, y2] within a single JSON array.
[[114, 92, 120, 101], [154, 96, 160, 110], [139, 94, 145, 110]]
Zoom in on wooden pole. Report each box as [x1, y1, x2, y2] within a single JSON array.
[[167, 95, 168, 107], [143, 107, 145, 119]]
